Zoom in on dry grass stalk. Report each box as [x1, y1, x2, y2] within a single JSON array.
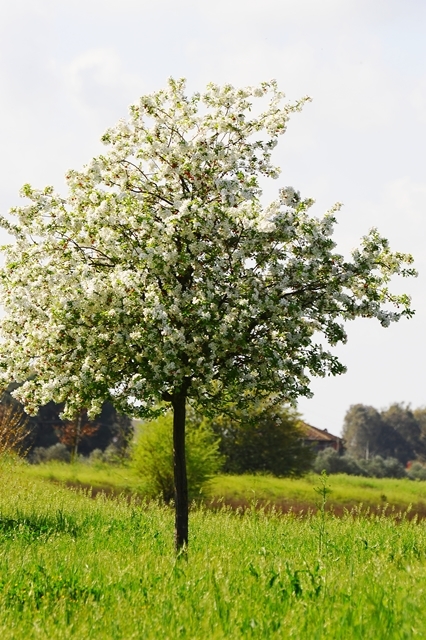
[[0, 396, 31, 456]]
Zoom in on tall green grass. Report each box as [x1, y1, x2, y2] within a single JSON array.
[[23, 459, 146, 494], [211, 473, 426, 511], [24, 461, 426, 513], [1, 460, 426, 638]]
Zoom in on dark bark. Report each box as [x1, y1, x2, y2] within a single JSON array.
[[172, 393, 188, 552]]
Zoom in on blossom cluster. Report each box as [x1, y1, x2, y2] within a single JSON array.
[[0, 79, 415, 418]]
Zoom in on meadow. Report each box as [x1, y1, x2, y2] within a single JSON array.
[[1, 459, 426, 638], [23, 460, 426, 516]]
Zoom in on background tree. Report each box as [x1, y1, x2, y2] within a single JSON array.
[[0, 79, 415, 550], [382, 403, 426, 461], [413, 407, 426, 458], [57, 409, 99, 462], [343, 403, 423, 465], [343, 404, 391, 459], [53, 403, 133, 458], [0, 387, 132, 457], [210, 403, 314, 476]]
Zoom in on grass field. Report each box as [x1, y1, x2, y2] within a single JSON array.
[[1, 459, 426, 638], [23, 459, 147, 496], [23, 460, 426, 516], [210, 473, 426, 515]]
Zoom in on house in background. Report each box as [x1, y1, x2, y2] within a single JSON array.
[[299, 422, 344, 454]]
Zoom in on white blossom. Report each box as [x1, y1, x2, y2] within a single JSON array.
[[279, 186, 301, 207], [0, 78, 415, 420]]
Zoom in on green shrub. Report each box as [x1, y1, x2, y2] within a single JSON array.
[[314, 450, 407, 479], [313, 449, 365, 476], [132, 412, 223, 502], [358, 455, 406, 479], [30, 443, 71, 464], [407, 461, 426, 481]]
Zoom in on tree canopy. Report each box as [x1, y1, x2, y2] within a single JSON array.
[[0, 79, 415, 548]]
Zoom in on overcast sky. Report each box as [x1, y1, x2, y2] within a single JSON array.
[[1, 0, 425, 434]]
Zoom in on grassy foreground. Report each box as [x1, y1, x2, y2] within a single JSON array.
[[1, 461, 426, 638]]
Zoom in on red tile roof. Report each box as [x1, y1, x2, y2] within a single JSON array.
[[298, 422, 343, 443]]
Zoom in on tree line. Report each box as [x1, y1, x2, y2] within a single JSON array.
[[342, 403, 426, 464], [0, 386, 133, 460], [3, 382, 426, 480]]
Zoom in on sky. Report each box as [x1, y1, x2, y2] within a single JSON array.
[[0, 0, 425, 435]]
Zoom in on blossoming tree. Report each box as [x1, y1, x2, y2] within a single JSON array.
[[0, 79, 415, 549]]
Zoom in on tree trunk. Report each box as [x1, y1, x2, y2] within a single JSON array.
[[172, 393, 188, 552]]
